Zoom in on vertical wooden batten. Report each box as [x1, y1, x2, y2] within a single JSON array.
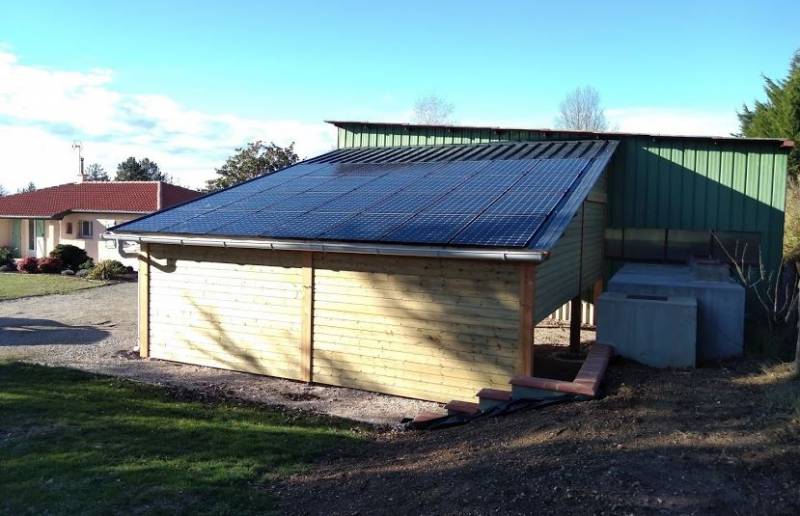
[[518, 262, 536, 376], [301, 252, 315, 382], [138, 243, 150, 358]]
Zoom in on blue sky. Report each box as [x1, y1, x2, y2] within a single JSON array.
[[0, 0, 796, 190]]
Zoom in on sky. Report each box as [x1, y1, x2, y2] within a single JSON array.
[[0, 0, 796, 192]]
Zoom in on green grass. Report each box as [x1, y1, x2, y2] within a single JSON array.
[[0, 273, 107, 300], [0, 362, 366, 514]]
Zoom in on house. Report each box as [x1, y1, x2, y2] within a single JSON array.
[[104, 122, 791, 403], [0, 181, 200, 269]]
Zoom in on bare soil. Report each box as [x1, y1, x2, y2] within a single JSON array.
[[277, 358, 800, 515]]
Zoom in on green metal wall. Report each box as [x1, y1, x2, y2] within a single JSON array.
[[335, 123, 789, 268]]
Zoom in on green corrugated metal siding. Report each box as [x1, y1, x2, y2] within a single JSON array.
[[534, 212, 582, 323], [582, 202, 606, 288], [335, 123, 789, 268]]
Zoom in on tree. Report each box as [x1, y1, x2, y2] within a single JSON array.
[[412, 94, 455, 124], [0, 185, 7, 196], [554, 86, 611, 132], [84, 163, 109, 181], [17, 182, 36, 193], [738, 49, 800, 180], [115, 157, 170, 182], [205, 141, 299, 192]]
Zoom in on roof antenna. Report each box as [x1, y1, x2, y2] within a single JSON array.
[[71, 141, 84, 182]]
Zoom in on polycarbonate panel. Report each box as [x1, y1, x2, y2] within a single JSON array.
[[452, 214, 547, 246], [383, 213, 477, 244], [322, 213, 414, 241]]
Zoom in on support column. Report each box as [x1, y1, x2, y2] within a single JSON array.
[[138, 243, 150, 358], [300, 252, 315, 382], [569, 296, 582, 354], [517, 262, 536, 376]]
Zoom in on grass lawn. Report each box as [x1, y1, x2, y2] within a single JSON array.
[[0, 273, 107, 300], [0, 362, 366, 515]]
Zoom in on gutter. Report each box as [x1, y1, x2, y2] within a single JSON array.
[[103, 231, 549, 263]]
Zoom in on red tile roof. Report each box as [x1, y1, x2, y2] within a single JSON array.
[[0, 181, 201, 218]]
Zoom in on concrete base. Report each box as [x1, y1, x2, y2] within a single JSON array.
[[597, 292, 697, 368], [607, 264, 745, 361]]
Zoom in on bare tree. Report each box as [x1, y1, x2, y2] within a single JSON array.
[[554, 86, 611, 131], [413, 94, 455, 124]]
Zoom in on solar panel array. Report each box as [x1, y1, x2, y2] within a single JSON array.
[[115, 140, 618, 249]]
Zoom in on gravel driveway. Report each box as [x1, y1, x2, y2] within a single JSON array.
[[0, 282, 438, 426]]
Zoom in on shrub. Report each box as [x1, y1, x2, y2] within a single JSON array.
[[49, 244, 89, 271], [79, 259, 95, 270], [17, 257, 39, 274], [0, 246, 14, 266], [0, 264, 16, 273], [37, 257, 63, 274], [87, 259, 128, 280]]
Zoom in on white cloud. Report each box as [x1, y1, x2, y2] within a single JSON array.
[[0, 49, 335, 191], [607, 107, 739, 137]]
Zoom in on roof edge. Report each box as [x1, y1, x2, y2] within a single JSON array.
[[103, 231, 548, 263], [325, 120, 792, 146]]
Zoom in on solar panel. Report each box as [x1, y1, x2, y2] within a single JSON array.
[[268, 193, 343, 212], [383, 213, 477, 244], [364, 193, 441, 214], [422, 194, 498, 215], [120, 210, 209, 233], [269, 212, 356, 238], [316, 192, 394, 212], [111, 140, 619, 251], [220, 193, 295, 211], [451, 214, 547, 247], [166, 210, 248, 234], [208, 211, 302, 237], [484, 191, 565, 215], [321, 213, 414, 241]]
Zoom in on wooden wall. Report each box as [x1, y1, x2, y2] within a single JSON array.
[[312, 254, 521, 402], [141, 245, 523, 403], [146, 244, 306, 381]]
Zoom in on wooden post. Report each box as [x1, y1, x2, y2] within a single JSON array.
[[301, 252, 315, 382], [569, 295, 582, 354], [138, 243, 150, 358], [518, 262, 536, 376], [592, 278, 604, 325]]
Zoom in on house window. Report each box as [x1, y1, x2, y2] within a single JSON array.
[[28, 219, 35, 250], [66, 222, 73, 235], [78, 220, 93, 238]]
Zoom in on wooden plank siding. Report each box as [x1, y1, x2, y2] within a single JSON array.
[[140, 242, 610, 403], [146, 244, 307, 381], [311, 254, 521, 402]]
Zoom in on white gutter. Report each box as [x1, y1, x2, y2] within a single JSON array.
[[103, 231, 548, 262]]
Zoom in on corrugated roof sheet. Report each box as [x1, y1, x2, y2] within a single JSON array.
[[0, 181, 201, 218], [112, 140, 618, 251]]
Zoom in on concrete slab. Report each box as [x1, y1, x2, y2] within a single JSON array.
[[597, 292, 697, 368], [607, 264, 745, 361]]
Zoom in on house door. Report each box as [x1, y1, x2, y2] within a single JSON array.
[[27, 220, 45, 258]]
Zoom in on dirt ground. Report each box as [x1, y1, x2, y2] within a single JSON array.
[[278, 358, 800, 515]]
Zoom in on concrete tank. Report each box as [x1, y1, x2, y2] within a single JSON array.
[[597, 293, 697, 368], [606, 263, 745, 362]]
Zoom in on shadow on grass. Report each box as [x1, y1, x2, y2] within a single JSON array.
[[0, 362, 366, 515]]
